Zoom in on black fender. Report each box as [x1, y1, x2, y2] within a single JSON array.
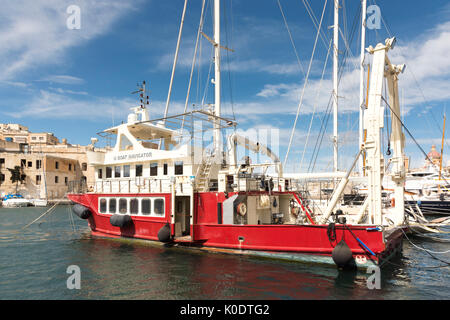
[[110, 214, 133, 227], [72, 204, 91, 219], [157, 223, 172, 243]]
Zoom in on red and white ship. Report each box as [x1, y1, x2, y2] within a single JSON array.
[[68, 1, 408, 269]]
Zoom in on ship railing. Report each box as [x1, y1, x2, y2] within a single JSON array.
[[92, 176, 195, 195]]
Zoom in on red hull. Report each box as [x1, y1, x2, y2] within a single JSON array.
[[68, 192, 403, 267]]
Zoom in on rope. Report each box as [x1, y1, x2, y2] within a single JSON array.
[[21, 201, 60, 230]]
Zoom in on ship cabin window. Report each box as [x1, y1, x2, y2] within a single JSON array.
[[99, 197, 165, 216], [174, 161, 183, 175], [114, 166, 121, 178], [136, 164, 143, 177], [99, 199, 107, 213], [163, 163, 168, 175], [130, 198, 139, 214], [150, 163, 158, 176], [98, 168, 103, 179], [119, 198, 127, 214], [141, 199, 151, 215], [154, 199, 164, 215], [119, 134, 134, 151], [109, 198, 117, 213], [106, 166, 112, 178], [123, 165, 130, 177]]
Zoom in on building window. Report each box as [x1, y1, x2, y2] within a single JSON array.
[[31, 137, 37, 141], [136, 164, 143, 177], [154, 199, 165, 215], [98, 168, 103, 179], [174, 161, 183, 175], [141, 199, 151, 215], [21, 159, 26, 168], [82, 163, 87, 171], [64, 177, 68, 186], [119, 198, 127, 214], [106, 167, 112, 178], [55, 161, 59, 169], [163, 163, 168, 175], [123, 165, 130, 178], [36, 160, 41, 170], [99, 199, 107, 213], [27, 161, 32, 168], [0, 173, 5, 184], [55, 176, 59, 184], [36, 175, 41, 185], [69, 164, 72, 171], [130, 198, 139, 214], [109, 198, 117, 213]]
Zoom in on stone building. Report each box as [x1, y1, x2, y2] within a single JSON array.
[[0, 123, 101, 200]]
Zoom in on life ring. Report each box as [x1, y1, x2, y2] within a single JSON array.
[[291, 206, 300, 217], [236, 202, 247, 216]]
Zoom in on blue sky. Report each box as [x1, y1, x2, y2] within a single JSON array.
[[1, 0, 450, 173]]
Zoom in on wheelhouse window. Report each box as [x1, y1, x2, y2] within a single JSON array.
[[109, 198, 117, 213], [141, 199, 151, 215], [99, 199, 107, 213], [174, 161, 183, 175], [154, 199, 165, 215], [136, 164, 143, 177], [114, 166, 121, 178], [123, 165, 130, 178], [150, 163, 158, 176], [119, 198, 127, 214], [130, 198, 139, 214], [106, 166, 112, 178]]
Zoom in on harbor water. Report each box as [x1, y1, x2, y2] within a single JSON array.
[[1, 205, 449, 300]]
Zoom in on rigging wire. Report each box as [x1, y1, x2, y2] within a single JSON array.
[[283, 0, 328, 169], [277, 0, 306, 76]]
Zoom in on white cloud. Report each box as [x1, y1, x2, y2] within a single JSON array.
[[39, 75, 85, 85], [0, 0, 140, 81]]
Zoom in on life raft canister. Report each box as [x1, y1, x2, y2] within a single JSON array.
[[72, 204, 91, 219], [236, 202, 247, 216], [391, 198, 395, 207]]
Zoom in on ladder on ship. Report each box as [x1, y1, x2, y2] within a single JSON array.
[[196, 151, 214, 192]]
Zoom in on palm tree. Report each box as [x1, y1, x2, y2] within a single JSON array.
[[7, 166, 26, 193]]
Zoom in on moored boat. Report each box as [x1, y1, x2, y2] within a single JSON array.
[[68, 1, 409, 269]]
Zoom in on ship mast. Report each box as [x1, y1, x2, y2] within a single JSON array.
[[359, 0, 367, 176], [333, 0, 339, 172], [213, 0, 222, 156]]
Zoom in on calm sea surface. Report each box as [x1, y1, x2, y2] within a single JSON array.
[[0, 205, 449, 300]]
